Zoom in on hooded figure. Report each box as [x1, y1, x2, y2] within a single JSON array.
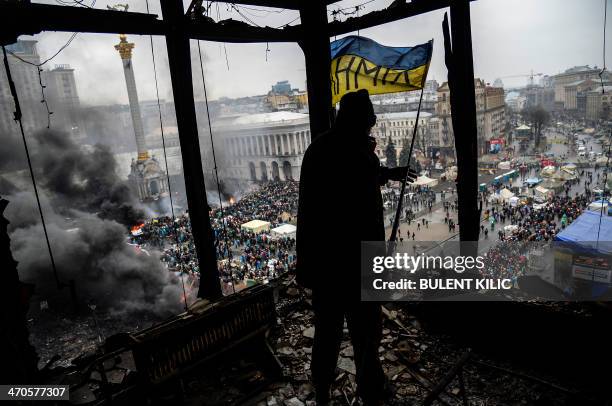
[[296, 89, 414, 404]]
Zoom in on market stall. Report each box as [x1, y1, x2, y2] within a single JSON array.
[[271, 223, 297, 239], [241, 219, 271, 234]]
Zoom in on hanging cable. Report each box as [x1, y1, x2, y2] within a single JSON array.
[[37, 67, 53, 128], [196, 40, 235, 294], [595, 130, 612, 250], [145, 0, 189, 311], [275, 15, 300, 28], [7, 31, 80, 129], [595, 0, 610, 253], [598, 0, 607, 92], [2, 46, 61, 289], [6, 32, 79, 67]]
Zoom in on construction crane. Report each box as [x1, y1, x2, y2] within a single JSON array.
[[497, 70, 544, 87]]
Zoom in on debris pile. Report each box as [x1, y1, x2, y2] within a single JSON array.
[[32, 279, 605, 405], [253, 284, 591, 406], [28, 308, 164, 369]]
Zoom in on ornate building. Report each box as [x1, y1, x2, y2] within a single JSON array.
[[370, 111, 433, 162], [215, 112, 311, 182], [114, 34, 167, 201]]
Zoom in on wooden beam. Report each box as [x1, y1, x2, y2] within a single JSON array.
[[0, 1, 301, 45], [186, 21, 302, 43], [299, 2, 334, 138], [448, 0, 480, 248], [215, 0, 301, 10], [0, 2, 163, 45], [328, 0, 459, 37], [160, 0, 222, 300]]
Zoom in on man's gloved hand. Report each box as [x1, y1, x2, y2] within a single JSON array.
[[386, 166, 418, 182]]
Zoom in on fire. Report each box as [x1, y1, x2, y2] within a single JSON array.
[[130, 223, 145, 233], [229, 197, 235, 205]]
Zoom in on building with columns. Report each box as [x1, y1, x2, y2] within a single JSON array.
[[214, 112, 311, 182], [114, 34, 168, 201], [370, 111, 433, 162]]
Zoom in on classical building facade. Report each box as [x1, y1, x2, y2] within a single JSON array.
[[586, 86, 612, 122], [552, 66, 607, 110], [370, 111, 433, 161], [215, 112, 311, 182], [562, 79, 597, 111]]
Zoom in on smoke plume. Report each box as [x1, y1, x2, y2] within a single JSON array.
[[1, 128, 183, 315]]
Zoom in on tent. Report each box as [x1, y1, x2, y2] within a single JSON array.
[[271, 223, 297, 239], [533, 203, 548, 211], [241, 219, 271, 234], [540, 166, 556, 177], [540, 179, 565, 193], [509, 196, 520, 207], [444, 166, 457, 181], [524, 177, 542, 186], [555, 211, 612, 256], [498, 161, 511, 170], [499, 188, 515, 201], [561, 163, 577, 171], [587, 200, 609, 213], [411, 176, 438, 187], [535, 185, 553, 198], [553, 170, 575, 181]]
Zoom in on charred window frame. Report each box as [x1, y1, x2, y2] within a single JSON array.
[[0, 0, 479, 299]]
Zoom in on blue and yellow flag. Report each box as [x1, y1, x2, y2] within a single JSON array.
[[330, 36, 433, 105]]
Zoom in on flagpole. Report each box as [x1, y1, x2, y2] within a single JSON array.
[[389, 84, 426, 242]]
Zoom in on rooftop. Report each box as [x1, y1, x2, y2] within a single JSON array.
[[215, 112, 309, 129], [377, 111, 433, 120], [589, 86, 612, 94]]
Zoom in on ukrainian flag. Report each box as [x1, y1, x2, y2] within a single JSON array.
[[330, 36, 433, 105]]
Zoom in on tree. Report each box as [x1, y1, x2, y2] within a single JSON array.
[[521, 104, 550, 149], [398, 139, 411, 167], [504, 119, 513, 144], [385, 137, 397, 168]]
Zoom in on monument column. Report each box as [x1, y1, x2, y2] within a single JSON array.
[[114, 34, 148, 161]]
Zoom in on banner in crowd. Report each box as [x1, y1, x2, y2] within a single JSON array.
[[330, 35, 433, 105]]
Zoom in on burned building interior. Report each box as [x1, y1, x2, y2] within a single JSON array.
[[1, 0, 612, 405]]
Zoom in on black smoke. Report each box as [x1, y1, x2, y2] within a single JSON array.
[[1, 128, 183, 315], [30, 130, 144, 226]]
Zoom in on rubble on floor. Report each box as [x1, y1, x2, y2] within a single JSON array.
[[253, 284, 597, 406], [28, 280, 607, 405], [28, 307, 165, 369]]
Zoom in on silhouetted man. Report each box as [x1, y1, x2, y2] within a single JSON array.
[[297, 89, 414, 405]]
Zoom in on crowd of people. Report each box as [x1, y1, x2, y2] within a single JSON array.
[[484, 194, 588, 242], [478, 192, 590, 283], [129, 181, 300, 293]]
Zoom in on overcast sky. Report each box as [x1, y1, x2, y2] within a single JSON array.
[[20, 0, 612, 106]]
